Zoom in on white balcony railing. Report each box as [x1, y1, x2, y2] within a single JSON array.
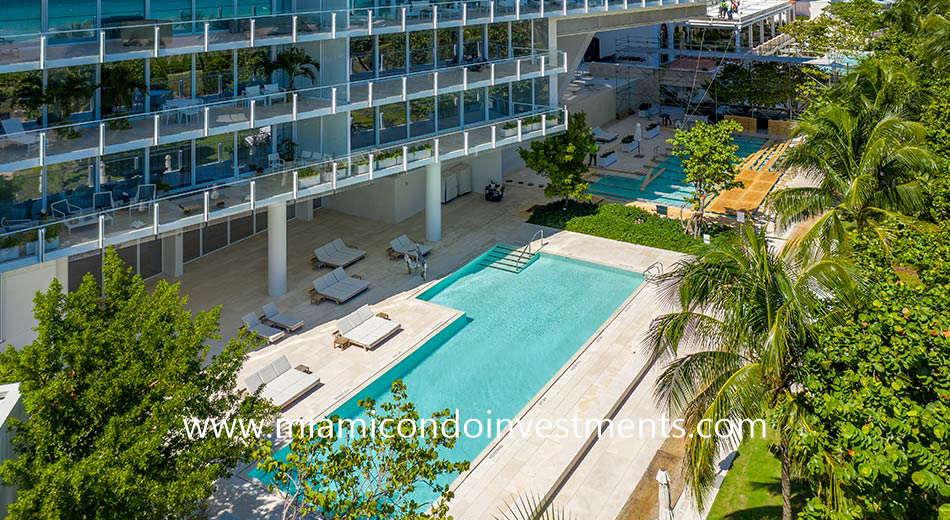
[[0, 106, 568, 273]]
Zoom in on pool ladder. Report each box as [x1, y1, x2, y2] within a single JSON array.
[[478, 230, 547, 273]]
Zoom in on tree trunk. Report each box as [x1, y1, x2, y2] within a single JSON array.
[[780, 436, 792, 520]]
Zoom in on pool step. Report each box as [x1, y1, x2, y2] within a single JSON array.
[[478, 245, 536, 273]]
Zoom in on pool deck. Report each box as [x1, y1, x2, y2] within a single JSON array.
[[169, 169, 685, 519]]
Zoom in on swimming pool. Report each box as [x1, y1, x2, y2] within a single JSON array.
[[588, 136, 769, 206], [249, 247, 645, 506]]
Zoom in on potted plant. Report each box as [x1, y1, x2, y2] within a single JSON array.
[[100, 62, 147, 130], [638, 102, 653, 118], [0, 234, 20, 262], [407, 143, 432, 162], [597, 149, 617, 167], [257, 47, 320, 91], [523, 115, 542, 132], [621, 134, 638, 153], [375, 149, 401, 170], [354, 157, 370, 175], [297, 165, 324, 187], [23, 224, 60, 256], [500, 121, 518, 138], [644, 121, 660, 139]]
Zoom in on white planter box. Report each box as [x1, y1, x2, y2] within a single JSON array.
[[356, 163, 370, 174], [408, 150, 431, 162], [526, 122, 541, 132], [644, 126, 660, 139], [0, 246, 19, 262], [621, 140, 639, 153], [500, 127, 518, 138], [597, 153, 617, 168], [298, 175, 322, 188], [376, 157, 399, 169]]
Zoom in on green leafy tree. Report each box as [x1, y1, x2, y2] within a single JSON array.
[[707, 62, 828, 117], [644, 226, 861, 520], [517, 111, 594, 207], [253, 380, 470, 520], [794, 281, 950, 519], [0, 248, 277, 519], [667, 119, 744, 237], [768, 104, 938, 256], [258, 47, 320, 91]]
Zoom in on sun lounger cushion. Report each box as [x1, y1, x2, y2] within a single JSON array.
[[312, 267, 369, 303], [244, 355, 321, 408], [592, 127, 618, 143], [345, 316, 401, 348], [242, 312, 285, 343], [391, 235, 432, 256], [331, 238, 366, 257], [314, 239, 366, 268]]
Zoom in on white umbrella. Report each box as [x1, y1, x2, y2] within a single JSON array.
[[656, 469, 674, 520], [635, 122, 642, 142]]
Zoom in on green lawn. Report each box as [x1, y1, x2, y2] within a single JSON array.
[[706, 435, 803, 520]]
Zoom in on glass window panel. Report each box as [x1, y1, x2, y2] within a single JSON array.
[[0, 1, 41, 35], [183, 228, 200, 261], [237, 127, 272, 174], [48, 0, 96, 32], [68, 252, 101, 292], [488, 23, 509, 60], [238, 0, 271, 17], [150, 55, 193, 101], [101, 150, 145, 201], [489, 85, 509, 119], [197, 0, 234, 20], [463, 89, 485, 126], [150, 143, 193, 193], [379, 34, 406, 77], [0, 167, 43, 221], [437, 93, 459, 131], [350, 108, 376, 150], [195, 134, 235, 185], [463, 27, 484, 61], [196, 50, 234, 100], [409, 31, 435, 72], [534, 77, 550, 108], [47, 65, 97, 126], [410, 97, 435, 137], [379, 102, 407, 145], [101, 60, 147, 118], [533, 19, 549, 52], [350, 37, 375, 81], [237, 49, 269, 94], [202, 221, 228, 253], [0, 72, 41, 123], [46, 158, 96, 212], [512, 79, 533, 114], [512, 21, 531, 57], [437, 29, 458, 67], [139, 237, 162, 278], [229, 214, 253, 242], [149, 0, 193, 26], [103, 0, 146, 22], [117, 244, 138, 273]]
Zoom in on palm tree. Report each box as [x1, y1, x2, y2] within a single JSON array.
[[830, 60, 926, 116], [768, 104, 938, 256], [644, 226, 861, 520], [919, 14, 950, 69], [100, 62, 148, 127], [258, 48, 320, 91], [494, 493, 577, 520], [44, 71, 99, 138]]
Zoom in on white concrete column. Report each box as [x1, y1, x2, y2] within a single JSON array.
[[296, 198, 314, 221], [759, 20, 765, 43], [267, 203, 287, 297], [735, 29, 741, 53], [425, 162, 442, 242], [161, 231, 184, 278]]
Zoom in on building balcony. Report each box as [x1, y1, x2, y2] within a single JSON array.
[[0, 50, 566, 174], [0, 106, 566, 273], [0, 0, 702, 73]]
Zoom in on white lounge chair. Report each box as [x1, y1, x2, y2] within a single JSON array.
[[244, 355, 320, 409], [1, 118, 40, 151], [312, 238, 366, 269], [334, 305, 402, 351], [310, 267, 369, 304], [592, 127, 618, 143], [389, 234, 432, 258], [241, 312, 286, 344], [262, 302, 304, 332], [50, 199, 82, 218]]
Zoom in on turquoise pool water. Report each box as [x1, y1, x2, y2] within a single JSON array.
[[588, 136, 768, 207], [249, 248, 645, 506]]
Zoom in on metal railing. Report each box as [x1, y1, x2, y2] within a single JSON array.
[[514, 228, 546, 267]]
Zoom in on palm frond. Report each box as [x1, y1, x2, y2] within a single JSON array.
[[494, 492, 576, 520]]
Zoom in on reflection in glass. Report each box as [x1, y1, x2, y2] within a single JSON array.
[[379, 102, 407, 145]]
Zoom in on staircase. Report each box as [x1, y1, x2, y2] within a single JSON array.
[[477, 230, 547, 273]]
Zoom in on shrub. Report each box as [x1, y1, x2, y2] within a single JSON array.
[[527, 201, 726, 253]]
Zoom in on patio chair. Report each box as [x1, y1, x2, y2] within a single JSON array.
[[50, 199, 82, 218], [243, 355, 321, 409], [592, 127, 618, 143], [267, 153, 285, 170], [333, 305, 402, 351], [311, 238, 366, 269], [262, 302, 304, 332], [128, 184, 156, 215], [93, 191, 115, 214], [310, 267, 369, 304], [388, 234, 432, 258], [241, 312, 286, 344], [1, 118, 40, 152], [1, 216, 31, 233]]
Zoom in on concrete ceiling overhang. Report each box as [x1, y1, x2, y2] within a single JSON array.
[[555, 4, 708, 36]]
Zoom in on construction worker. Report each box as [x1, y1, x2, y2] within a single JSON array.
[[588, 142, 599, 166], [719, 0, 727, 18]]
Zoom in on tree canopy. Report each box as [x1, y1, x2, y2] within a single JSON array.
[[0, 248, 276, 519], [518, 111, 594, 205]]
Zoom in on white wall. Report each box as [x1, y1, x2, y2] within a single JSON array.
[[1, 258, 68, 349]]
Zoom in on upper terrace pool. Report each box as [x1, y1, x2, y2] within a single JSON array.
[[249, 246, 645, 506]]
